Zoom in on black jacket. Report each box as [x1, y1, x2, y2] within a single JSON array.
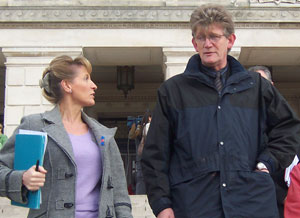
[[141, 54, 300, 218]]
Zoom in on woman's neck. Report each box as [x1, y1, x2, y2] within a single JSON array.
[[59, 102, 82, 124], [59, 101, 88, 135]]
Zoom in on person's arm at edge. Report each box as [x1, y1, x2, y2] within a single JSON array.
[[257, 79, 300, 173], [0, 116, 31, 203]]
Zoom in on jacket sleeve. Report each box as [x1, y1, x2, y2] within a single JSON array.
[[109, 137, 133, 218], [0, 116, 30, 203], [257, 79, 300, 173], [141, 87, 173, 216]]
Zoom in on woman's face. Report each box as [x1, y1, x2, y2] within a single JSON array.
[[68, 65, 97, 107]]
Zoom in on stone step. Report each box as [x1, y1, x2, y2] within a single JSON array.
[[0, 197, 28, 218], [0, 195, 155, 218]]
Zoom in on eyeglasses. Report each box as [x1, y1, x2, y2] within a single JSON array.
[[195, 34, 226, 43]]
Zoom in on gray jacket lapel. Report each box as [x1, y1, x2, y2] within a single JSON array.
[[81, 112, 117, 150], [40, 106, 117, 165], [41, 106, 76, 165]]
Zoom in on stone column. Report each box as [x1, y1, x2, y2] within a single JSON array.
[[162, 47, 196, 80], [2, 47, 82, 136]]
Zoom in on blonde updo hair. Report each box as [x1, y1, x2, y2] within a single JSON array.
[[39, 55, 92, 104], [190, 4, 235, 38]]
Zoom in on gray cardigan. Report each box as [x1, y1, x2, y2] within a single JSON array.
[[0, 106, 133, 218]]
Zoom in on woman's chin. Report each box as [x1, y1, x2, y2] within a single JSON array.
[[83, 101, 95, 107]]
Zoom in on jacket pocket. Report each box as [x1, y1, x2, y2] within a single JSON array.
[[170, 172, 221, 217], [228, 171, 278, 218]]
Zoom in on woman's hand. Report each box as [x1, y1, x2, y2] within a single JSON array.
[[157, 208, 175, 218], [22, 165, 47, 191]]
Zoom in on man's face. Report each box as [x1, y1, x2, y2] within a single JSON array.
[[192, 23, 236, 71]]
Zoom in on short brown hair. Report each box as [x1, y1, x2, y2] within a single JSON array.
[[190, 4, 235, 37], [40, 55, 92, 104]]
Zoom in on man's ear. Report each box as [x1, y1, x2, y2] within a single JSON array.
[[192, 38, 199, 52], [227, 33, 236, 50], [60, 80, 72, 93]]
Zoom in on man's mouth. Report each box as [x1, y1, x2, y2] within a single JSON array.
[[204, 52, 215, 55]]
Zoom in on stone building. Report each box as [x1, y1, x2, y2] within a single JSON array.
[[0, 0, 300, 217]]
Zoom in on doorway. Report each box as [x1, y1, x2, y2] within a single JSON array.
[[83, 47, 164, 194]]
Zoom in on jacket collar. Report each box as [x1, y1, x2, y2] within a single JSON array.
[[183, 54, 254, 93], [81, 111, 117, 148], [42, 105, 63, 126], [184, 54, 248, 77], [41, 105, 76, 164], [41, 105, 116, 165]]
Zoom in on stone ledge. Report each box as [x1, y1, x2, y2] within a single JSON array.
[[0, 0, 240, 7], [0, 6, 300, 23], [1, 22, 300, 29], [3, 0, 300, 7]]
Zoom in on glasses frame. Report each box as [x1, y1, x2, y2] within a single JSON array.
[[195, 33, 226, 44]]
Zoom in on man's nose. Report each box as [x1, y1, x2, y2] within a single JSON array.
[[204, 38, 213, 47]]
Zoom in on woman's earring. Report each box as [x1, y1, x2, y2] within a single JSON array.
[[69, 89, 72, 94]]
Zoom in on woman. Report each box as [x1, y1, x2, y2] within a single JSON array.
[[0, 55, 133, 218]]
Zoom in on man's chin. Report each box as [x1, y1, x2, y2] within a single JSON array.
[[202, 60, 216, 68]]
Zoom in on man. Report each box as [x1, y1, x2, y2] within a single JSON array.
[[248, 66, 286, 218], [141, 4, 300, 218], [248, 66, 300, 218], [248, 65, 273, 85]]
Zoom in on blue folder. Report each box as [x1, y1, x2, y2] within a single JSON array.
[[11, 133, 46, 209]]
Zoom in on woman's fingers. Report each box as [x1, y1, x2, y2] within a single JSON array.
[[37, 166, 47, 174], [22, 165, 47, 191]]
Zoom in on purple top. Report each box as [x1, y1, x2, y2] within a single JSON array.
[[68, 130, 102, 218]]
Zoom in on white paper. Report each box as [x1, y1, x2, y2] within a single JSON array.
[[285, 155, 299, 187]]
